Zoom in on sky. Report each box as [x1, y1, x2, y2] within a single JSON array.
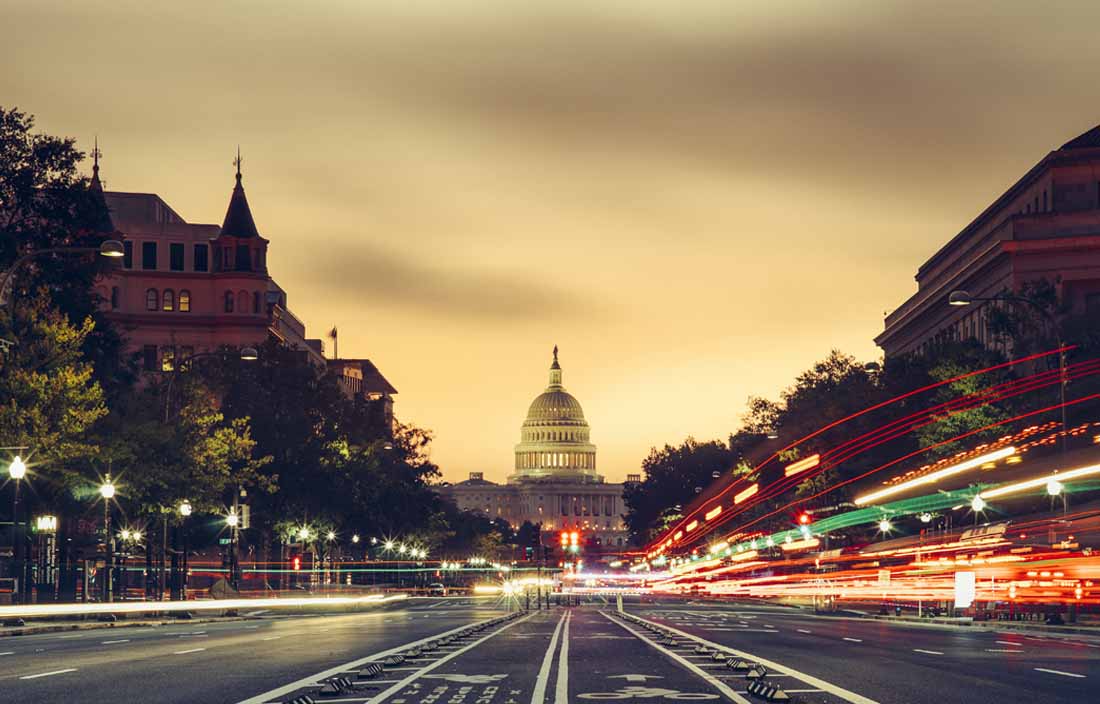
[[3, 1, 1100, 484]]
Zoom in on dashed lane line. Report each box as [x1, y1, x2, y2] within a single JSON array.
[[796, 629, 812, 634], [0, 651, 14, 656], [174, 648, 207, 655], [19, 668, 78, 679], [987, 649, 1024, 653], [101, 639, 130, 644], [1034, 668, 1086, 679], [843, 637, 863, 643], [912, 649, 943, 656]]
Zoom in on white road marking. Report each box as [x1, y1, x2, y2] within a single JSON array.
[[912, 649, 943, 655], [1034, 667, 1086, 678], [262, 636, 281, 641], [843, 637, 863, 643], [0, 652, 15, 656], [174, 648, 206, 655], [531, 612, 567, 704], [996, 640, 1022, 646], [20, 668, 78, 679], [987, 649, 1024, 653], [796, 629, 812, 634], [628, 612, 879, 704], [56, 635, 84, 639], [235, 615, 515, 704], [555, 612, 571, 704], [101, 639, 130, 644]]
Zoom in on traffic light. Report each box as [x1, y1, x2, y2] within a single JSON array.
[[560, 531, 569, 549], [291, 555, 301, 571], [569, 531, 580, 554], [798, 513, 811, 525]]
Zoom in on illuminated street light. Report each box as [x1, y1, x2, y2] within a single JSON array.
[[970, 496, 986, 512], [1047, 479, 1064, 496], [920, 512, 933, 523], [298, 526, 312, 541], [99, 480, 116, 500], [326, 531, 336, 541], [132, 531, 142, 542], [878, 519, 892, 533], [239, 347, 259, 361], [178, 501, 193, 517], [352, 534, 360, 544], [226, 513, 240, 527], [383, 540, 394, 550], [120, 529, 131, 540], [8, 456, 26, 480]]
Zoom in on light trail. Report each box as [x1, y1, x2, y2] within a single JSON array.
[[854, 447, 1017, 505], [0, 593, 408, 619]]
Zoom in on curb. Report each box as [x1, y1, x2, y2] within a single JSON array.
[[0, 614, 252, 638]]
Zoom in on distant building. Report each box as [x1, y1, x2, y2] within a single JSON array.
[[439, 348, 629, 548], [90, 151, 397, 421], [876, 125, 1100, 357]]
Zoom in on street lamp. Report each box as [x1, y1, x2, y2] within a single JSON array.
[[947, 289, 1068, 481], [99, 476, 116, 602], [1, 241, 125, 326], [178, 501, 193, 517], [164, 347, 259, 422], [173, 501, 193, 601], [351, 534, 360, 544], [8, 457, 27, 604]]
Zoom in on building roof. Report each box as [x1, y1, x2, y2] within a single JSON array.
[[219, 157, 260, 238], [330, 358, 398, 395], [102, 192, 188, 228], [524, 348, 586, 424], [1060, 124, 1100, 151]]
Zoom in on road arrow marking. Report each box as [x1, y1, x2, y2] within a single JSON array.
[[609, 674, 664, 683]]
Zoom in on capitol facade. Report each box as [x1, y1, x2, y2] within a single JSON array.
[[440, 348, 630, 548]]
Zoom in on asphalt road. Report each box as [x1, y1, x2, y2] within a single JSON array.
[[1, 598, 1095, 703]]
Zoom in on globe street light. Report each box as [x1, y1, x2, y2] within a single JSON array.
[[99, 476, 117, 602], [8, 457, 27, 604], [173, 501, 193, 600], [178, 501, 193, 517]]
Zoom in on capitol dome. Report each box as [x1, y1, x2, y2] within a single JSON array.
[[511, 347, 600, 484]]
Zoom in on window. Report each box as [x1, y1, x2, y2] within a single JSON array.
[[223, 247, 232, 269], [161, 346, 175, 372], [169, 243, 184, 271], [1043, 190, 1048, 212], [253, 291, 261, 314], [123, 241, 133, 269], [237, 289, 248, 312], [145, 288, 158, 311], [142, 345, 157, 371], [235, 245, 251, 271], [162, 289, 175, 311], [110, 286, 120, 310], [224, 290, 235, 313], [142, 242, 157, 270], [193, 244, 208, 272], [179, 290, 191, 312], [180, 346, 194, 369]]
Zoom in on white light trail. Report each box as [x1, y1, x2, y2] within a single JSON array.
[[854, 447, 1016, 505]]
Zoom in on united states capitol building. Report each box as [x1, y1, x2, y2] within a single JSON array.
[[439, 348, 631, 548]]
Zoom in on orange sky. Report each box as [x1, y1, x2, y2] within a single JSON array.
[[4, 1, 1099, 483]]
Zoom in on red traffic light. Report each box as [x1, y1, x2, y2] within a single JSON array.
[[560, 531, 569, 547], [798, 513, 811, 525], [570, 531, 579, 546], [291, 556, 301, 571]]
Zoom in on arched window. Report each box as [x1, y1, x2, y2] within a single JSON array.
[[224, 290, 234, 313], [145, 288, 158, 311], [110, 286, 120, 310], [179, 290, 191, 312], [162, 288, 175, 311], [237, 290, 248, 313], [253, 291, 261, 314]]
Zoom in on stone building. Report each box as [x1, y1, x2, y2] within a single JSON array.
[[440, 348, 629, 548], [877, 125, 1100, 357]]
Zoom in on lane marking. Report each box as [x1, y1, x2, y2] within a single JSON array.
[[531, 612, 568, 704], [363, 614, 534, 703], [555, 612, 571, 704], [996, 640, 1022, 646], [101, 639, 130, 644], [987, 649, 1023, 653], [1034, 667, 1086, 678], [20, 668, 78, 679], [843, 637, 863, 643], [0, 652, 15, 656], [912, 649, 943, 656], [628, 611, 879, 704], [261, 636, 281, 641], [603, 613, 752, 704], [796, 629, 812, 634], [235, 614, 515, 704], [174, 647, 206, 655]]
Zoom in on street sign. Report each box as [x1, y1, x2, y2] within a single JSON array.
[[219, 537, 232, 545]]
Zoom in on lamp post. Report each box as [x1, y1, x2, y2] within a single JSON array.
[[99, 476, 116, 602], [0, 240, 124, 331], [948, 290, 1068, 478], [8, 456, 27, 604], [225, 511, 240, 590], [172, 500, 192, 601]]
